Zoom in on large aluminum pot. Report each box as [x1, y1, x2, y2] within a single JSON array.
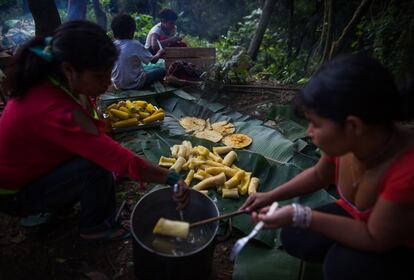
[[131, 186, 219, 280]]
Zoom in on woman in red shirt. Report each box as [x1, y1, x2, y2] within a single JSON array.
[[241, 55, 414, 279], [0, 21, 188, 242]]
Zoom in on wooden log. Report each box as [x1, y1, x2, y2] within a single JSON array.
[[165, 58, 216, 69]]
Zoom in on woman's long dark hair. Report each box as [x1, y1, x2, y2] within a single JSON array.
[[4, 20, 118, 98], [295, 54, 414, 124]]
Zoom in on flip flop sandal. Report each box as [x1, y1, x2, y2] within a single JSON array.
[[20, 213, 52, 227], [79, 204, 132, 243]]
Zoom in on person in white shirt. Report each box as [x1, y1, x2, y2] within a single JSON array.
[[145, 8, 186, 54], [111, 14, 165, 90]]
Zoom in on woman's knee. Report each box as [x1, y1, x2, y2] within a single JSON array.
[[281, 226, 334, 262], [63, 158, 114, 193], [323, 244, 387, 280], [85, 163, 114, 190]]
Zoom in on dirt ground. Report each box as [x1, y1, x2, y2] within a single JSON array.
[[0, 87, 294, 280], [0, 183, 238, 280]]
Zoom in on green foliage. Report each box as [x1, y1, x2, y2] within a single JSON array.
[[196, 7, 309, 85], [159, 0, 257, 41], [352, 1, 414, 78], [131, 13, 154, 42], [0, 0, 23, 24], [181, 34, 211, 48], [213, 8, 261, 62], [213, 48, 253, 84]]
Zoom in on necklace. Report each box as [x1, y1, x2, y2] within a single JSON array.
[[49, 76, 99, 120], [350, 157, 368, 188], [349, 128, 395, 188]]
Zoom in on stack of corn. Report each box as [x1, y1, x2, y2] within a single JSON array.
[[158, 140, 260, 199], [105, 100, 165, 128]]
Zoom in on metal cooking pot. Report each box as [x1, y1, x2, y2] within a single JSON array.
[[131, 186, 219, 280]]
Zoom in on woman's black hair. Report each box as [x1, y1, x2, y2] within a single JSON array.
[[295, 54, 414, 124], [111, 13, 136, 40], [5, 20, 118, 98], [159, 8, 178, 21]]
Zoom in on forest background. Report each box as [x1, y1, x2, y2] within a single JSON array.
[[1, 0, 413, 86]]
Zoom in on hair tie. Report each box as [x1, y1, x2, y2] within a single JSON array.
[[29, 36, 53, 62]]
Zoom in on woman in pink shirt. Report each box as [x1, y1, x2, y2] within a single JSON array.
[[0, 21, 188, 242]]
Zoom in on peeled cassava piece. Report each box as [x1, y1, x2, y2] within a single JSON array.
[[194, 130, 223, 143], [222, 133, 253, 149], [179, 117, 206, 133], [222, 188, 239, 199], [211, 121, 235, 136], [248, 177, 260, 194], [153, 218, 190, 239]]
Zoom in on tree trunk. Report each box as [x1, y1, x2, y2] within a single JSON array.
[[321, 0, 334, 63], [109, 0, 119, 14], [248, 0, 277, 60], [92, 0, 107, 30], [67, 0, 88, 21], [147, 0, 158, 18], [314, 0, 328, 60], [287, 0, 294, 61], [28, 0, 61, 37], [329, 0, 373, 59]]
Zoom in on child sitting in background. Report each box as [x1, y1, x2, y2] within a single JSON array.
[[145, 8, 186, 54], [111, 13, 165, 90]]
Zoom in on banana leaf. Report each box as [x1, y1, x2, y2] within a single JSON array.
[[172, 89, 197, 101], [233, 240, 324, 280], [233, 243, 301, 280], [276, 120, 308, 142], [132, 130, 334, 248], [112, 90, 330, 280], [156, 96, 310, 165]]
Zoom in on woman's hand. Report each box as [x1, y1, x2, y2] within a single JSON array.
[[252, 205, 294, 229], [239, 191, 273, 212], [172, 179, 190, 211]]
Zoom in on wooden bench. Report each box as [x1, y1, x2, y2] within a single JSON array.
[[164, 47, 216, 71]]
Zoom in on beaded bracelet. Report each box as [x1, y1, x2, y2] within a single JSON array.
[[291, 203, 312, 229]]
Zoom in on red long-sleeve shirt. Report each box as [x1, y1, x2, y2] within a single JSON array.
[[0, 81, 149, 192]]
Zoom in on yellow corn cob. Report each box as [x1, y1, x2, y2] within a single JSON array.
[[117, 101, 127, 108], [119, 106, 129, 113], [109, 109, 130, 120], [138, 111, 151, 118], [112, 118, 139, 128], [132, 100, 147, 107], [143, 111, 165, 124], [125, 100, 133, 108], [107, 103, 118, 110], [146, 103, 156, 114]]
